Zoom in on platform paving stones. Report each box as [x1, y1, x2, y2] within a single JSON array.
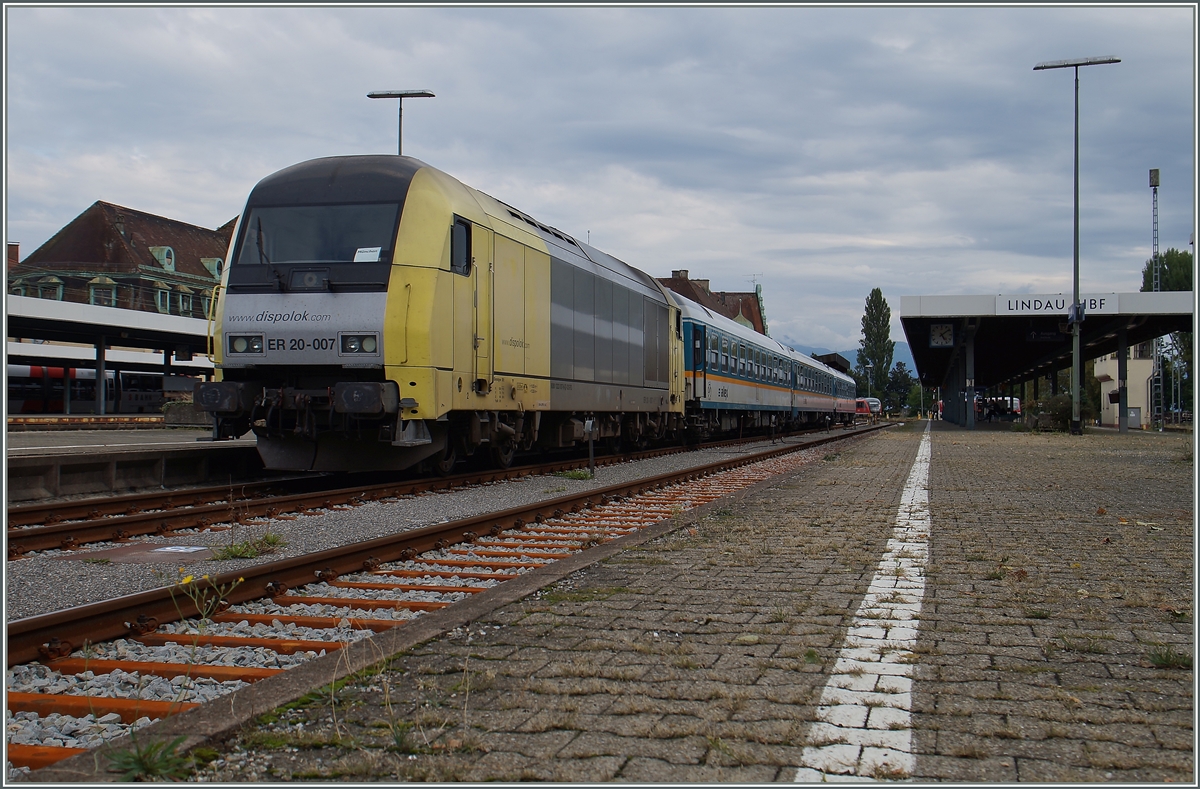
[[177, 423, 1191, 783], [910, 425, 1193, 783]]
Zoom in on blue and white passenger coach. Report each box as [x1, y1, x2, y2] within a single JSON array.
[[673, 293, 857, 435]]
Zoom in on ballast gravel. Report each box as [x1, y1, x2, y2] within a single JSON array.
[[7, 709, 153, 749], [7, 663, 249, 704], [7, 439, 794, 620], [151, 619, 371, 646], [64, 639, 320, 670], [6, 435, 847, 779], [229, 600, 424, 622]]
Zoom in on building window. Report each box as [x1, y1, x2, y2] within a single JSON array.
[[156, 288, 171, 313], [88, 276, 118, 307], [37, 277, 63, 300], [89, 286, 116, 306], [150, 246, 176, 272], [201, 258, 223, 279]]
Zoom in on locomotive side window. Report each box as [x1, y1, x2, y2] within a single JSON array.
[[450, 218, 472, 276]]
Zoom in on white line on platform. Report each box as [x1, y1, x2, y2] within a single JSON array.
[[795, 421, 931, 783]]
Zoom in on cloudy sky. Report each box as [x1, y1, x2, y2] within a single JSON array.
[[5, 5, 1195, 355]]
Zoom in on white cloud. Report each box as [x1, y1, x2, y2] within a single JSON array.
[[4, 5, 1194, 351]]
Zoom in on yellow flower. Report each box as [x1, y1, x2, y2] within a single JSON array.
[[181, 575, 194, 585]]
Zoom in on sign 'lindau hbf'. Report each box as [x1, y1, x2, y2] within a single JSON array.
[[996, 294, 1119, 316]]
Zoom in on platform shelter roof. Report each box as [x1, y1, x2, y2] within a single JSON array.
[[900, 291, 1194, 390]]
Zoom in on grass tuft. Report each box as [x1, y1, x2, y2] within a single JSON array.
[[1147, 645, 1193, 669], [211, 531, 286, 560]]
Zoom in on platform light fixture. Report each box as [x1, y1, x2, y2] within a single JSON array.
[[1033, 55, 1120, 435], [367, 89, 435, 156]]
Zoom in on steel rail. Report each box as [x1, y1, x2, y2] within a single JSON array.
[[7, 425, 883, 667], [6, 428, 832, 556]]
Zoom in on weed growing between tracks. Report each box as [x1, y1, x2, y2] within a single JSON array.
[[106, 733, 198, 781], [158, 567, 245, 630], [210, 528, 287, 560], [88, 569, 254, 778]]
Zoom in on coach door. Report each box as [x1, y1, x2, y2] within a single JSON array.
[[790, 361, 797, 417], [693, 324, 706, 402], [472, 223, 493, 393]]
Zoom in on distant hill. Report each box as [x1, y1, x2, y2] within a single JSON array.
[[778, 339, 916, 374]]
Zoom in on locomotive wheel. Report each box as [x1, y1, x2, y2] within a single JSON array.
[[432, 442, 459, 476], [489, 438, 516, 470]]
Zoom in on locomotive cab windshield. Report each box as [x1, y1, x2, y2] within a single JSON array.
[[229, 202, 401, 293]]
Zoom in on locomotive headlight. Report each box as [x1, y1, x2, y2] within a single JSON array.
[[229, 335, 264, 354], [340, 333, 379, 355]]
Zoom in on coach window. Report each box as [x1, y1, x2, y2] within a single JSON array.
[[450, 217, 472, 276], [738, 345, 746, 377], [709, 334, 719, 368]]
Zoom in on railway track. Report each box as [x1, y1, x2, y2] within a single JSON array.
[[6, 428, 839, 559], [6, 424, 886, 776]]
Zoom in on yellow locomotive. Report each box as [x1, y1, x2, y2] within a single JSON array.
[[198, 156, 684, 472]]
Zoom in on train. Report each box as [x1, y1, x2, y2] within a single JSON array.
[[7, 365, 166, 415], [196, 155, 855, 473]]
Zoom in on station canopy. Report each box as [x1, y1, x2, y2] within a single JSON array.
[[6, 294, 211, 373], [900, 291, 1194, 390]]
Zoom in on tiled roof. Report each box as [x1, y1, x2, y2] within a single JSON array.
[[17, 201, 235, 281]]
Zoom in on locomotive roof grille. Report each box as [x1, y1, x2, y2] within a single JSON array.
[[505, 209, 579, 247]]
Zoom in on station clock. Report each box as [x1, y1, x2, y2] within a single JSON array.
[[929, 323, 954, 348]]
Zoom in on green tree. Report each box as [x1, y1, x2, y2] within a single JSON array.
[[906, 383, 936, 416], [885, 362, 915, 415], [1140, 247, 1193, 416], [855, 288, 894, 398], [1140, 247, 1193, 292]]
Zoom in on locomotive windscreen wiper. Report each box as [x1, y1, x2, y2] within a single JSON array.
[[255, 217, 271, 265]]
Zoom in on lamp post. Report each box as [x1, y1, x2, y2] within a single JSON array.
[[1034, 55, 1120, 435], [367, 90, 435, 155]]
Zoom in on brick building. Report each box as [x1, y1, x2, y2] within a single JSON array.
[[657, 269, 769, 335], [7, 201, 236, 320]]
